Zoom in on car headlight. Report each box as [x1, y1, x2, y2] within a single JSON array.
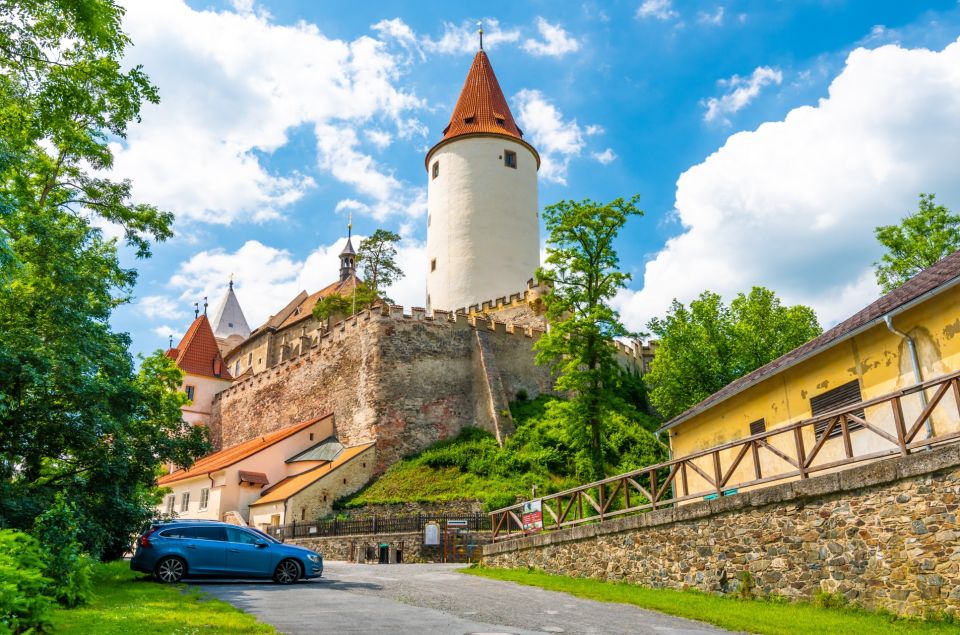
[[307, 554, 321, 563]]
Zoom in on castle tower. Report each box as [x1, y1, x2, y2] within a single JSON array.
[[425, 48, 540, 312], [339, 226, 357, 283], [210, 279, 251, 342]]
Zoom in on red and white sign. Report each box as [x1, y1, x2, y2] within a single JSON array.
[[521, 500, 543, 533]]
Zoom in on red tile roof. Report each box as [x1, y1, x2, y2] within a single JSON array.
[[426, 51, 539, 169], [158, 414, 333, 485], [168, 315, 232, 380], [247, 276, 359, 338], [660, 250, 960, 432]]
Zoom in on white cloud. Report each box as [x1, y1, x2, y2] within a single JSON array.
[[153, 325, 185, 343], [112, 2, 422, 224], [138, 295, 187, 320], [616, 38, 960, 333], [585, 124, 605, 136], [513, 89, 591, 184], [365, 129, 393, 150], [702, 66, 783, 124], [636, 0, 678, 21], [592, 148, 617, 164], [423, 19, 520, 55], [522, 18, 580, 57], [168, 236, 428, 329], [697, 7, 725, 26]]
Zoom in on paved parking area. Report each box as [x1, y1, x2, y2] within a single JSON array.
[[195, 561, 733, 635]]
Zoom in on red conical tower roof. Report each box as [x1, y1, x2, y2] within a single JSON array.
[[441, 50, 523, 142], [426, 50, 539, 169]]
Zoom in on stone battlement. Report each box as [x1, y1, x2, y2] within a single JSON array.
[[214, 303, 546, 401], [455, 278, 544, 316]]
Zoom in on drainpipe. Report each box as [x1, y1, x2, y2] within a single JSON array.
[[883, 315, 933, 441]]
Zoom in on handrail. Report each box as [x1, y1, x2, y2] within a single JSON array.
[[489, 369, 960, 540]]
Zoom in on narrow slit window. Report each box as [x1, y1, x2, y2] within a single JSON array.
[[430, 258, 437, 272], [432, 161, 439, 179], [504, 150, 517, 169], [811, 380, 865, 441]]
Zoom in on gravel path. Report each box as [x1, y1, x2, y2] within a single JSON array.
[[195, 561, 735, 635]]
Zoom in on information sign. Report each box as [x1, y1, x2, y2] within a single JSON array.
[[521, 499, 543, 533]]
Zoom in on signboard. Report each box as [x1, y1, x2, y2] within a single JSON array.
[[446, 519, 468, 527], [423, 522, 440, 545], [521, 499, 543, 533]]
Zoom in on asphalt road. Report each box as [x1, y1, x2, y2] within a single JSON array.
[[195, 561, 734, 635]]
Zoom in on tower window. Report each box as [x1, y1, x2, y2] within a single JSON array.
[[504, 150, 517, 169], [464, 116, 475, 124], [184, 385, 195, 401], [495, 117, 505, 126], [432, 161, 439, 179], [234, 361, 240, 376], [430, 258, 437, 272]]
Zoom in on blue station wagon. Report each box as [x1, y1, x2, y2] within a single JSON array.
[[131, 520, 322, 584]]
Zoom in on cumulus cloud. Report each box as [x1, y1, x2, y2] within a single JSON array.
[[153, 325, 185, 343], [112, 2, 423, 224], [702, 66, 783, 124], [167, 236, 427, 329], [592, 148, 617, 165], [513, 89, 592, 184], [697, 7, 725, 26], [138, 295, 187, 320], [522, 17, 580, 57], [423, 18, 520, 55], [615, 39, 960, 333], [636, 0, 678, 21]]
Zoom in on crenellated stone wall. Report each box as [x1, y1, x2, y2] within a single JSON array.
[[209, 305, 557, 470], [482, 444, 960, 617]]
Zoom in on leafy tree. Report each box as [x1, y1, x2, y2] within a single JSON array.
[[311, 282, 378, 321], [646, 287, 821, 420], [534, 196, 651, 480], [356, 229, 403, 302], [874, 193, 960, 293], [0, 0, 208, 558]]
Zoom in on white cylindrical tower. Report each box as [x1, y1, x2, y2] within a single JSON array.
[[425, 50, 540, 312]]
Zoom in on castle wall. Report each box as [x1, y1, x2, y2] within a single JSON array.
[[209, 306, 554, 470]]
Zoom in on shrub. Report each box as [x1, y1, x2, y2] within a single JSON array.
[[813, 590, 849, 609], [736, 571, 755, 600], [33, 495, 93, 608], [0, 530, 53, 634]]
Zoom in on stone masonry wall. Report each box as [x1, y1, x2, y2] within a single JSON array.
[[483, 445, 960, 617], [209, 307, 554, 470]]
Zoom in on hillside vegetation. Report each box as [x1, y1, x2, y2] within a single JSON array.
[[341, 394, 665, 512]]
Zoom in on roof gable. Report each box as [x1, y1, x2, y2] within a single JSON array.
[[158, 413, 333, 485], [250, 442, 374, 506], [170, 315, 232, 380]]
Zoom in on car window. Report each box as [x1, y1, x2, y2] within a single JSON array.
[[192, 526, 227, 541], [247, 527, 279, 544], [225, 527, 262, 545], [158, 527, 192, 539]]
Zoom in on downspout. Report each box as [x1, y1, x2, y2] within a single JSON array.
[[883, 315, 933, 441]]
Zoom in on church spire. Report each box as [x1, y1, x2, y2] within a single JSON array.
[[339, 214, 356, 283], [210, 277, 251, 341]]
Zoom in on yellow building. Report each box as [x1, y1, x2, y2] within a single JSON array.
[[659, 251, 960, 496]]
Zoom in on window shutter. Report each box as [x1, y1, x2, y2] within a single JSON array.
[[749, 419, 766, 436], [811, 380, 864, 441]]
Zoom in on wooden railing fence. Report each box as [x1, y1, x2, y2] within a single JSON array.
[[490, 369, 960, 541], [266, 513, 490, 540]]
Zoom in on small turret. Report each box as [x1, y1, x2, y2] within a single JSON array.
[[339, 224, 357, 283]]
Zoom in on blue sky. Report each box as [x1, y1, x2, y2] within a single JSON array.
[[109, 0, 960, 357]]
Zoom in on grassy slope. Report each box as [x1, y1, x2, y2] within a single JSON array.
[[463, 567, 958, 635], [49, 561, 275, 635]]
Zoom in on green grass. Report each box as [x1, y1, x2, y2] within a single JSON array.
[[49, 561, 275, 634], [462, 566, 959, 635]]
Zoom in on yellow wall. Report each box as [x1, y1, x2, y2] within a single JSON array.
[[669, 285, 960, 495]]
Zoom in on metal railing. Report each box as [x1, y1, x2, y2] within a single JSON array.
[[266, 513, 490, 540], [490, 369, 960, 541]]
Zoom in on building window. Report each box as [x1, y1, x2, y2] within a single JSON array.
[[464, 116, 475, 124], [749, 419, 766, 436], [180, 492, 190, 512], [504, 150, 517, 169], [247, 353, 252, 364], [430, 258, 437, 272], [301, 508, 306, 520], [166, 495, 175, 514], [184, 385, 195, 401], [309, 433, 314, 441], [432, 161, 439, 179], [199, 488, 209, 510], [234, 361, 240, 376], [495, 117, 505, 126], [811, 379, 865, 441]]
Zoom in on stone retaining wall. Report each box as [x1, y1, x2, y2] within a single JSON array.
[[289, 528, 493, 564], [482, 445, 960, 617]]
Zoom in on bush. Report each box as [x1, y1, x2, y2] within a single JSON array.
[[33, 495, 93, 607], [0, 530, 53, 634]]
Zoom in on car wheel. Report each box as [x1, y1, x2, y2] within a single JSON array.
[[154, 556, 186, 583], [273, 559, 300, 585]]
